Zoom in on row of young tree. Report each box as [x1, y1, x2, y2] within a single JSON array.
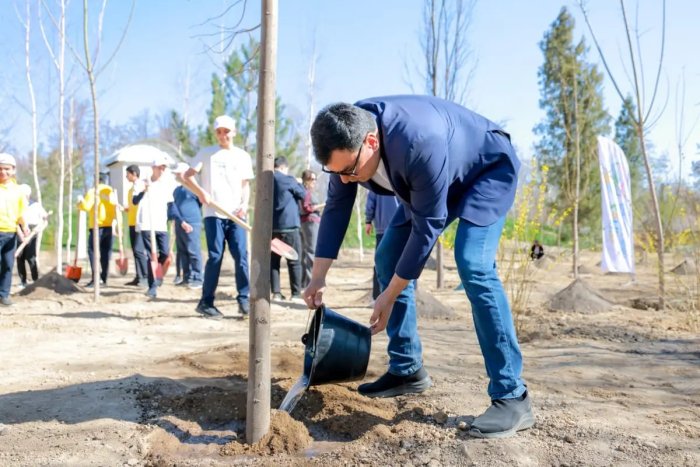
[[533, 3, 699, 309], [3, 1, 696, 308]]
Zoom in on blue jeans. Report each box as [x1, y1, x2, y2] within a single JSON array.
[[202, 217, 249, 307], [375, 215, 526, 400], [0, 232, 17, 298], [175, 222, 203, 283]]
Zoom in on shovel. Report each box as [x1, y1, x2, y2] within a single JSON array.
[[65, 251, 82, 282], [65, 210, 85, 282], [15, 211, 52, 258], [208, 199, 299, 261], [180, 174, 298, 261], [114, 191, 129, 275]]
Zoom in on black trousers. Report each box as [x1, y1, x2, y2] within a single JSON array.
[[88, 227, 113, 283], [129, 225, 147, 281], [270, 229, 302, 296], [17, 234, 38, 284], [140, 231, 170, 288]]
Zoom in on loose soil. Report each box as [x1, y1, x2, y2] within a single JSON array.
[[0, 249, 698, 466]]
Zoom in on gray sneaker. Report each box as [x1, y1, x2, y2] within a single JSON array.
[[196, 302, 224, 320], [469, 391, 535, 438], [358, 367, 432, 398], [0, 296, 13, 306]]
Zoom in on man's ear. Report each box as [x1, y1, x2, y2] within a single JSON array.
[[367, 131, 380, 151]]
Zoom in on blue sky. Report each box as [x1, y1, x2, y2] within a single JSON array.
[[1, 0, 698, 176]]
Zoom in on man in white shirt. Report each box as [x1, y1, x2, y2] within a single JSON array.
[[133, 154, 175, 299], [16, 184, 48, 288], [184, 115, 254, 319]]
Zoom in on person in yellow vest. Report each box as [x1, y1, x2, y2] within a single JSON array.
[[0, 153, 29, 306], [77, 172, 117, 287], [123, 165, 147, 286]]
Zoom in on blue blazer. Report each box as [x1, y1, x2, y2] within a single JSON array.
[[316, 95, 520, 280], [272, 170, 306, 231]]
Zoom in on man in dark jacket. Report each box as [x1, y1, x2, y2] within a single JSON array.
[[365, 191, 400, 301], [305, 95, 532, 439], [271, 156, 306, 301], [170, 163, 203, 288]]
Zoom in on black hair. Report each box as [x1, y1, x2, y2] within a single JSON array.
[[310, 103, 377, 165], [125, 164, 140, 177], [274, 156, 288, 168]]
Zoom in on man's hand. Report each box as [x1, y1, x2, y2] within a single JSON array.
[[303, 278, 327, 309], [234, 208, 247, 220], [364, 223, 373, 235], [369, 291, 396, 335], [181, 221, 193, 233]]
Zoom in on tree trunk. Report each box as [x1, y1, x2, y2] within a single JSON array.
[[247, 0, 277, 444], [436, 242, 444, 288], [638, 126, 665, 309], [66, 98, 75, 264], [56, 0, 67, 275], [356, 195, 363, 262], [572, 77, 581, 280], [83, 0, 100, 301]]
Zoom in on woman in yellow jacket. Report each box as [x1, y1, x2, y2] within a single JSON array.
[[77, 173, 117, 287], [0, 153, 28, 306]]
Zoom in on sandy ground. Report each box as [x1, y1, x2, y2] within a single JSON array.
[[0, 248, 698, 466]]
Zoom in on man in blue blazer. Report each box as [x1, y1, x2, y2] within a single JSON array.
[[305, 95, 533, 439]]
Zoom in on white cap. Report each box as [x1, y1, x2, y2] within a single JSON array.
[[18, 184, 31, 197], [213, 115, 236, 132], [171, 162, 189, 174], [0, 153, 17, 167], [151, 152, 170, 167]]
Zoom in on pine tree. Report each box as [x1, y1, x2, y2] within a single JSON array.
[[534, 7, 610, 248], [201, 37, 302, 167]]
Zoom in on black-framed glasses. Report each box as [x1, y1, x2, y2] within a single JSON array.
[[322, 143, 362, 176]]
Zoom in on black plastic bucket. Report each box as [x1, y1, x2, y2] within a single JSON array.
[[301, 305, 371, 386]]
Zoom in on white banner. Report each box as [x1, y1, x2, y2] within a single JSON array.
[[597, 136, 634, 273]]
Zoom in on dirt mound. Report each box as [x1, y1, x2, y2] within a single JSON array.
[[416, 288, 457, 320], [547, 278, 613, 313], [533, 255, 555, 269], [355, 288, 457, 320], [577, 264, 596, 274], [670, 259, 697, 275], [19, 270, 83, 297], [220, 410, 312, 456], [292, 383, 397, 440]]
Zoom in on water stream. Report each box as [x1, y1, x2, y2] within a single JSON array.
[[278, 374, 309, 413]]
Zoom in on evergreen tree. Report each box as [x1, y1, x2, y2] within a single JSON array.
[[202, 37, 303, 167], [534, 7, 610, 244], [200, 74, 226, 146], [168, 110, 196, 157]]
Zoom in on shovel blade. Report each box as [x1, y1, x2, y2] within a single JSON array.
[[271, 238, 299, 261], [65, 265, 82, 282], [116, 257, 129, 275]]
